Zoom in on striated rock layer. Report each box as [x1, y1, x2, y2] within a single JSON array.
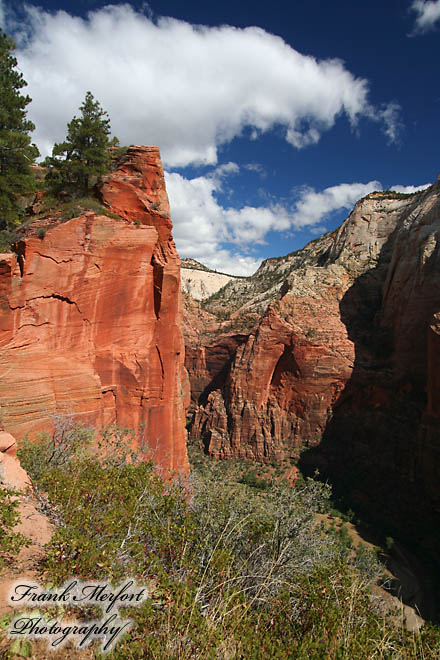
[[0, 146, 189, 472], [186, 182, 440, 537]]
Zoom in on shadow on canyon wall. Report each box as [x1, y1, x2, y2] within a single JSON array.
[[299, 225, 440, 621]]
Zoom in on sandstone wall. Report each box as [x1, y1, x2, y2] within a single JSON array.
[[0, 146, 189, 472]]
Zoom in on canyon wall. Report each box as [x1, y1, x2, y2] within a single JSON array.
[[0, 146, 189, 472], [190, 272, 355, 461], [185, 183, 440, 527]]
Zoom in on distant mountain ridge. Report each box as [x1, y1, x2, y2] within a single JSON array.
[[181, 258, 244, 301]]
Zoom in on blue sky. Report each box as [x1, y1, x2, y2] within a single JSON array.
[[1, 0, 439, 274]]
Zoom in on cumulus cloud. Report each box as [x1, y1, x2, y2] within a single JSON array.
[[377, 102, 403, 144], [390, 182, 431, 193], [9, 2, 400, 165], [209, 162, 240, 187], [165, 171, 389, 275], [410, 0, 440, 32], [165, 170, 291, 275], [291, 181, 381, 228]]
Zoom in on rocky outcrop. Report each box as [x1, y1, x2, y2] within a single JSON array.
[[0, 432, 30, 492], [186, 334, 248, 405], [0, 432, 54, 621], [186, 183, 440, 537], [0, 146, 189, 472]]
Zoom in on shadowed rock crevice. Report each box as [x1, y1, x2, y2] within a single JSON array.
[[151, 255, 163, 320]]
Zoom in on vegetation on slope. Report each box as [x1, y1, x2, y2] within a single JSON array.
[[0, 487, 30, 569], [0, 424, 437, 658]]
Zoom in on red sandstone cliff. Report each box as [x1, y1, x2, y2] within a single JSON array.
[[190, 277, 354, 461], [0, 146, 189, 472]]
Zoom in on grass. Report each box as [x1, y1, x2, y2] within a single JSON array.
[[35, 194, 121, 222]]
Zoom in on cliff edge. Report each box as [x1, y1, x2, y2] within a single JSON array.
[[0, 146, 189, 472]]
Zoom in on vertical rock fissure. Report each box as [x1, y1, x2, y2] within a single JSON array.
[[151, 255, 163, 320]]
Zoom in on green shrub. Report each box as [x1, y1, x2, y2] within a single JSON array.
[[0, 488, 29, 568], [385, 536, 394, 551], [16, 423, 440, 659], [240, 469, 271, 490], [0, 229, 19, 252]]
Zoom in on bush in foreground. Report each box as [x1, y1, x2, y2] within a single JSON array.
[[14, 425, 440, 659]]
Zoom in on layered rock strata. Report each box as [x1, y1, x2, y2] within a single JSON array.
[[0, 146, 188, 472]]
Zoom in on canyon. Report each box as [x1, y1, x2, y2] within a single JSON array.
[[0, 144, 438, 562], [184, 184, 440, 548], [0, 146, 189, 472]]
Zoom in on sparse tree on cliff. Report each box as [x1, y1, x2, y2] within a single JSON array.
[[45, 91, 112, 197], [0, 29, 39, 231]]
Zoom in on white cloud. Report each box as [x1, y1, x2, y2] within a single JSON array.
[[390, 183, 431, 193], [410, 0, 440, 32], [291, 181, 381, 228], [289, 180, 432, 232], [377, 102, 403, 144], [191, 249, 261, 277], [244, 163, 267, 178], [210, 161, 240, 187], [165, 169, 293, 275], [165, 171, 385, 275], [10, 3, 400, 166]]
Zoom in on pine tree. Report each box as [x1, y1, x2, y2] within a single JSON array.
[[45, 91, 112, 198], [0, 29, 39, 232]]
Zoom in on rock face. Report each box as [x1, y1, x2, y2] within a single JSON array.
[[186, 183, 440, 539], [0, 431, 30, 492], [181, 259, 240, 301], [0, 146, 189, 472], [190, 286, 354, 461], [0, 432, 54, 619]]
